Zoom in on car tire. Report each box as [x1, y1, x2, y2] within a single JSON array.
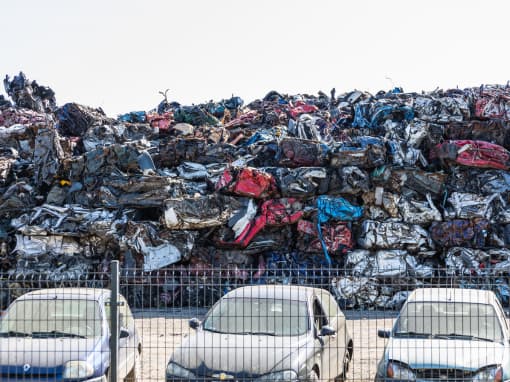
[[124, 366, 136, 382], [124, 356, 140, 382], [335, 343, 353, 382]]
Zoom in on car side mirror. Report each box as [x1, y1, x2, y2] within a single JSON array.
[[119, 328, 130, 339], [377, 330, 391, 338], [189, 318, 200, 330], [319, 325, 336, 337]]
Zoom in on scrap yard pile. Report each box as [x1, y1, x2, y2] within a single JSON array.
[[2, 71, 510, 308]]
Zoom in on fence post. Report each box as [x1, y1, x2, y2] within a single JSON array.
[[110, 260, 120, 382]]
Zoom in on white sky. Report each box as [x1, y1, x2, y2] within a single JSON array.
[[2, 0, 509, 116]]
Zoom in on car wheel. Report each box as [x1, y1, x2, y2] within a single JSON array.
[[124, 366, 136, 382], [335, 343, 353, 382], [124, 356, 141, 382]]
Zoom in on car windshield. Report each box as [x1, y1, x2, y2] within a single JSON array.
[[203, 297, 309, 336], [394, 301, 504, 342], [0, 299, 102, 338]]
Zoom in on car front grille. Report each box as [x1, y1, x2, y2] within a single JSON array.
[[0, 365, 62, 382], [0, 375, 61, 382], [167, 375, 260, 382], [167, 379, 253, 382], [414, 368, 475, 381]]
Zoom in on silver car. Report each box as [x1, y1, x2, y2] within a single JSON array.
[[375, 287, 510, 381], [0, 288, 141, 382], [166, 285, 353, 381]]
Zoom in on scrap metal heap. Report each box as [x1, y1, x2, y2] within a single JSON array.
[[2, 72, 510, 308]]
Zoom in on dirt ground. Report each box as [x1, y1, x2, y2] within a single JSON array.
[[133, 309, 397, 382]]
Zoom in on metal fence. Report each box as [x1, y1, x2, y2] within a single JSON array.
[[0, 264, 509, 381]]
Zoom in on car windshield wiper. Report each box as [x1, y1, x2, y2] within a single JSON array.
[[433, 333, 494, 342], [236, 331, 277, 336], [31, 331, 86, 339], [0, 331, 31, 337], [393, 331, 432, 338], [203, 327, 227, 334], [203, 327, 277, 336]]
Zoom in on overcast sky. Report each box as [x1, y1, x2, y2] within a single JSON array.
[[2, 0, 509, 116]]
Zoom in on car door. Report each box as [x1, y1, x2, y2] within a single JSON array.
[[321, 290, 348, 373], [105, 295, 138, 380], [316, 291, 345, 381], [312, 295, 339, 381], [493, 298, 509, 331]]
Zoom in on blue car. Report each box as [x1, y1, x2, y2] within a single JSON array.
[[0, 288, 141, 382]]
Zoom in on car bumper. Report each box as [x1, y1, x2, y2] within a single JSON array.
[[167, 378, 303, 382], [0, 376, 106, 382], [376, 380, 510, 382], [84, 376, 107, 382], [167, 379, 254, 382], [167, 379, 267, 382]]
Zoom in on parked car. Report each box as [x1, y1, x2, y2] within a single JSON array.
[[0, 288, 141, 382], [166, 285, 353, 381], [375, 287, 509, 381]]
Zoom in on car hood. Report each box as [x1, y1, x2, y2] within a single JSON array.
[[172, 330, 311, 376], [0, 337, 103, 367], [387, 338, 506, 371]]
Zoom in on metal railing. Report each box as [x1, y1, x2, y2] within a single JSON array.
[[0, 264, 509, 381]]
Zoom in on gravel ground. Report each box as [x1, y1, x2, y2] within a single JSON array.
[[133, 309, 397, 382]]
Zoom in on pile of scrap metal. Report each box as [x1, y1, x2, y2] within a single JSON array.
[[2, 72, 510, 308]]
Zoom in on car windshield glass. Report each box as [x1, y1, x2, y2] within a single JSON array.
[[394, 302, 504, 342], [203, 297, 309, 336], [0, 299, 102, 338]]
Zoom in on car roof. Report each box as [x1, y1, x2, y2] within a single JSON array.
[[407, 288, 497, 305], [223, 285, 327, 302], [16, 288, 112, 302]]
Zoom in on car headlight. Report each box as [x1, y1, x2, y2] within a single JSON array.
[[472, 366, 502, 382], [255, 370, 298, 381], [166, 362, 196, 378], [386, 361, 416, 380], [63, 360, 94, 380]]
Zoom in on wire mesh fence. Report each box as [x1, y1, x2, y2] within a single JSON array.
[[0, 265, 509, 381]]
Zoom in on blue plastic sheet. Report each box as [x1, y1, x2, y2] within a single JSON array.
[[316, 196, 363, 265], [334, 136, 384, 152], [118, 111, 146, 123], [371, 105, 414, 128], [317, 196, 364, 224], [243, 129, 283, 146], [353, 104, 414, 129]]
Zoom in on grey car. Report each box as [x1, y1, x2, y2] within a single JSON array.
[[375, 288, 510, 381], [166, 285, 353, 381], [0, 288, 141, 382]]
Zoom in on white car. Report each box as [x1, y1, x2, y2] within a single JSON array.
[[376, 287, 510, 381], [0, 288, 141, 382], [167, 285, 353, 381]]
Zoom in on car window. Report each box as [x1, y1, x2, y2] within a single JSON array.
[[316, 290, 340, 322], [394, 302, 504, 342], [203, 297, 309, 336], [493, 298, 509, 332], [105, 295, 133, 330], [119, 295, 134, 328], [0, 299, 102, 338], [313, 298, 328, 330]]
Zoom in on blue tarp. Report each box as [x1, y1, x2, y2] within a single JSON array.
[[118, 111, 146, 123], [353, 104, 414, 129], [316, 196, 363, 265]]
